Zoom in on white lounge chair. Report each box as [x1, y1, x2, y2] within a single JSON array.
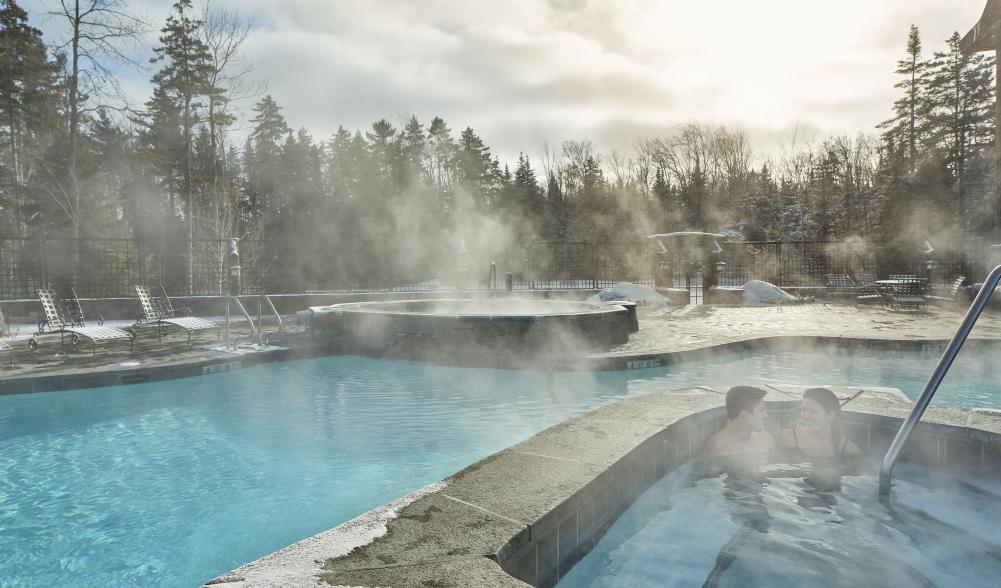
[[29, 288, 134, 356], [133, 285, 219, 344]]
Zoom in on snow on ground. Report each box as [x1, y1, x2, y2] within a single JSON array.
[[587, 283, 669, 308], [742, 280, 796, 305]]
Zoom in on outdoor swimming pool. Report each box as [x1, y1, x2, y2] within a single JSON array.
[[1, 345, 1000, 586]]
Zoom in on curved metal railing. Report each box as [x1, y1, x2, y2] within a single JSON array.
[[878, 264, 1001, 499]]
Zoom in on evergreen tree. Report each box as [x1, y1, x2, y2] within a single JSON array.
[[454, 126, 501, 211], [0, 0, 62, 236], [511, 153, 543, 237], [247, 94, 289, 218], [147, 0, 214, 288], [879, 25, 926, 172], [924, 31, 995, 218]]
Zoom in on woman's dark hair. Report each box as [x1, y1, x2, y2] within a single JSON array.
[[803, 387, 842, 446]]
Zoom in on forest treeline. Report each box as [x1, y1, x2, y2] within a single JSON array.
[[0, 1, 997, 288]]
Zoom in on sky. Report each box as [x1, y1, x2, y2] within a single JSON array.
[[22, 0, 993, 166]]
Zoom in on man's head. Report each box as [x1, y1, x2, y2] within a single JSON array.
[[725, 386, 768, 431]]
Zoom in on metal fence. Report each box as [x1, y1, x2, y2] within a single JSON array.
[[0, 237, 270, 299], [0, 236, 994, 300], [716, 241, 883, 288]]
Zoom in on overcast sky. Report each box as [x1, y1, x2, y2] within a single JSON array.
[[23, 0, 992, 166]]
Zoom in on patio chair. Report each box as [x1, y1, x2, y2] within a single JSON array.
[[849, 272, 880, 304], [926, 276, 967, 304], [885, 277, 925, 311], [854, 272, 877, 287], [60, 286, 88, 328], [825, 274, 856, 298], [28, 288, 135, 356], [133, 285, 219, 344]]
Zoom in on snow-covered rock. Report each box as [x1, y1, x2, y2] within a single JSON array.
[[587, 282, 669, 309], [742, 280, 796, 305]]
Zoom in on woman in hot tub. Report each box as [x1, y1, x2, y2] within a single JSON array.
[[778, 387, 861, 461]]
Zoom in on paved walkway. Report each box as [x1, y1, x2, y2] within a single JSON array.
[[615, 303, 1001, 353]]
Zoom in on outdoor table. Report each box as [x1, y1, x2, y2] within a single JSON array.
[[875, 278, 927, 291]]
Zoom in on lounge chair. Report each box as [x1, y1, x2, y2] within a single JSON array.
[[0, 341, 10, 368], [851, 272, 882, 305], [28, 288, 134, 356], [926, 276, 967, 305], [133, 285, 219, 344], [885, 277, 925, 311], [825, 274, 856, 298], [60, 286, 90, 327]]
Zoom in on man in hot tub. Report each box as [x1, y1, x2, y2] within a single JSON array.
[[704, 386, 775, 459]]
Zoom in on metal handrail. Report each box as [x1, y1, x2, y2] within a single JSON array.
[[264, 295, 283, 333], [230, 297, 258, 336], [878, 264, 1001, 499]]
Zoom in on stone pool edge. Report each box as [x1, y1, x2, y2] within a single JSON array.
[[205, 384, 1001, 587]]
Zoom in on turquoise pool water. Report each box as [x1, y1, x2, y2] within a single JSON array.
[[1, 346, 999, 586], [557, 462, 1001, 587]]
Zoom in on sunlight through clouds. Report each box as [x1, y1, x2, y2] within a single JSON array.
[[21, 0, 989, 161]]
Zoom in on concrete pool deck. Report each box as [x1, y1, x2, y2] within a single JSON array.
[[204, 383, 1001, 587]]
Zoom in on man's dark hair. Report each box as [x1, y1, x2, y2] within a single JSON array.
[[725, 386, 767, 420]]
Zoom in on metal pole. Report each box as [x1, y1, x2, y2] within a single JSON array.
[[879, 264, 1001, 499], [228, 238, 241, 296], [225, 300, 230, 348], [257, 296, 263, 346]]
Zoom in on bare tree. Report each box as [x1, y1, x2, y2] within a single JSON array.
[[48, 0, 148, 238], [200, 0, 262, 240]]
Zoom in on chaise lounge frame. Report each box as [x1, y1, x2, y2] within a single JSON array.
[[133, 285, 219, 345], [29, 288, 135, 356]]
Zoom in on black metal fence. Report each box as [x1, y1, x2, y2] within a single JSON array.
[[0, 237, 271, 299], [716, 241, 882, 288], [0, 236, 993, 300]]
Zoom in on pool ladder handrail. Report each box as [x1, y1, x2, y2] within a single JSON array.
[[878, 264, 1001, 499]]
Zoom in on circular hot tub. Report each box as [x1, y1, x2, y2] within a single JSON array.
[[308, 299, 632, 365]]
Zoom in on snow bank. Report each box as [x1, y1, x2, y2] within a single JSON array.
[[587, 282, 669, 308], [742, 280, 796, 305]]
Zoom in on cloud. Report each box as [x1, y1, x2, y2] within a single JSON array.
[[21, 0, 996, 165]]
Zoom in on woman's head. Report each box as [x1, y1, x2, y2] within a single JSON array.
[[801, 388, 842, 438]]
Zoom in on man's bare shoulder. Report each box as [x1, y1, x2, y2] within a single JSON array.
[[704, 430, 728, 456]]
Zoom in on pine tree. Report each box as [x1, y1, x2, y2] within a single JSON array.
[[454, 126, 501, 211], [0, 0, 62, 236], [147, 0, 214, 289], [247, 95, 289, 219], [512, 153, 542, 233], [924, 31, 995, 219], [879, 25, 926, 172]]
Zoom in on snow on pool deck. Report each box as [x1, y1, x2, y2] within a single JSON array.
[[614, 303, 1001, 353]]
